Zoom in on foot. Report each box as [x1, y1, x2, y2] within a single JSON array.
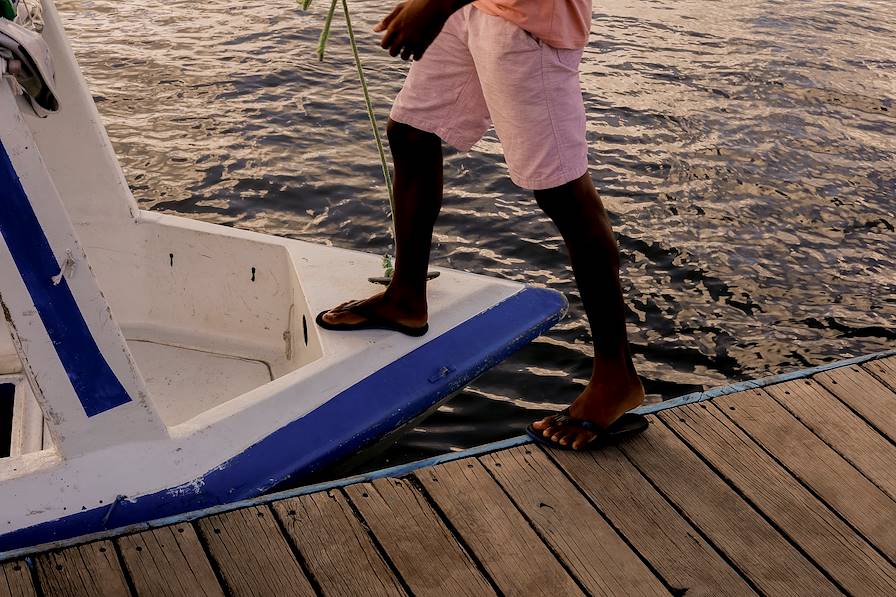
[[531, 373, 645, 450], [319, 291, 428, 330]]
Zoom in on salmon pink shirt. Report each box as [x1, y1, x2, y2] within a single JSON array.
[[472, 0, 593, 49]]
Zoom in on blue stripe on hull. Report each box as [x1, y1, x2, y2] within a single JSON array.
[[0, 286, 567, 553], [0, 142, 132, 417]]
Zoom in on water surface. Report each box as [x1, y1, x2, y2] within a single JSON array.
[[58, 0, 895, 469]]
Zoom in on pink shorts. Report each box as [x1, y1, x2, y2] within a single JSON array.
[[390, 6, 588, 190]]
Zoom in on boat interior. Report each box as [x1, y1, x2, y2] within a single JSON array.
[[0, 0, 324, 458]]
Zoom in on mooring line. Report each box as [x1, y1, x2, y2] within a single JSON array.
[[303, 0, 396, 243]]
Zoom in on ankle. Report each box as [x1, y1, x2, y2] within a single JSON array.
[[383, 284, 427, 315], [592, 350, 638, 377]]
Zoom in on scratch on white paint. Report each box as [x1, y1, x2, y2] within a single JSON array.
[[166, 459, 231, 498], [50, 250, 75, 286], [166, 476, 206, 498]]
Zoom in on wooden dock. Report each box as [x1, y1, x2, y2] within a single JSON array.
[[2, 353, 896, 596]]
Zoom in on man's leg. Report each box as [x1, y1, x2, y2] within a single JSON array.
[[319, 119, 442, 327], [531, 173, 645, 449]]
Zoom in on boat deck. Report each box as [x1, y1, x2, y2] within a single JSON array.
[[2, 353, 896, 596]]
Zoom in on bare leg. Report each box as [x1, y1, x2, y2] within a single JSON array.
[[320, 119, 442, 328], [531, 173, 645, 449]]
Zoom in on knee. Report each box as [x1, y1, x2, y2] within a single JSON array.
[[534, 179, 605, 224], [387, 118, 439, 150], [535, 181, 616, 242], [534, 191, 561, 219]]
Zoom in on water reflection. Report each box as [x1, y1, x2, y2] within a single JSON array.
[[58, 0, 895, 467]]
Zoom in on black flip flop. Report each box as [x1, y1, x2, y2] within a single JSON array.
[[526, 408, 648, 451], [315, 304, 429, 337]]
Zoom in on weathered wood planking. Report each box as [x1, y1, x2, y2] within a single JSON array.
[[717, 388, 896, 559], [661, 404, 896, 594], [478, 446, 669, 596], [35, 541, 130, 597], [863, 356, 896, 391], [272, 489, 406, 596], [117, 525, 224, 597], [196, 506, 315, 597], [618, 420, 840, 596], [416, 458, 585, 596], [0, 561, 36, 597], [549, 442, 758, 596], [764, 379, 896, 500], [346, 477, 495, 596], [814, 365, 896, 442], [9, 356, 896, 597]]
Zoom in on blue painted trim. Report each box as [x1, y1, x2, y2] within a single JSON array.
[[0, 286, 568, 553], [2, 346, 892, 561], [0, 142, 132, 417]]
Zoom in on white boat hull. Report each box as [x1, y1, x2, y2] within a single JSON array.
[[0, 1, 567, 552]]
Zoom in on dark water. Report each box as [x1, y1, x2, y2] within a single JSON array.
[[59, 0, 894, 469], [0, 385, 13, 458]]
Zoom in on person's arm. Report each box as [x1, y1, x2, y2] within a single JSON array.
[[374, 0, 474, 61]]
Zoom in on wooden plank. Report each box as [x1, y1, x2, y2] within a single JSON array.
[[618, 417, 840, 596], [35, 540, 130, 597], [346, 477, 495, 596], [661, 403, 896, 594], [272, 489, 406, 596], [479, 446, 671, 596], [719, 388, 896, 559], [764, 378, 896, 500], [1, 560, 36, 597], [196, 505, 314, 597], [863, 356, 896, 391], [549, 445, 758, 596], [415, 458, 584, 597], [118, 524, 224, 597], [814, 365, 896, 442]]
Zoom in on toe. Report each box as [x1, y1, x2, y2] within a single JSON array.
[[327, 302, 350, 314], [322, 304, 367, 325], [541, 424, 562, 438], [560, 427, 582, 446], [330, 299, 363, 313], [557, 430, 578, 446], [322, 310, 346, 324], [571, 430, 597, 451], [531, 414, 559, 431]]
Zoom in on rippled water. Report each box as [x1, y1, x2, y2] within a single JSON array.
[[57, 0, 894, 468]]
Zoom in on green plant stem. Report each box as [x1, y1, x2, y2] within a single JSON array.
[[316, 0, 339, 60]]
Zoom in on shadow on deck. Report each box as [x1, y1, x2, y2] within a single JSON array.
[[2, 353, 896, 596]]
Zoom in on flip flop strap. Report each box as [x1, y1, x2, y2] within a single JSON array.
[[551, 408, 604, 433], [352, 302, 402, 328]]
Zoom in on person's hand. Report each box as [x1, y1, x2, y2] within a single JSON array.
[[374, 0, 459, 61]]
